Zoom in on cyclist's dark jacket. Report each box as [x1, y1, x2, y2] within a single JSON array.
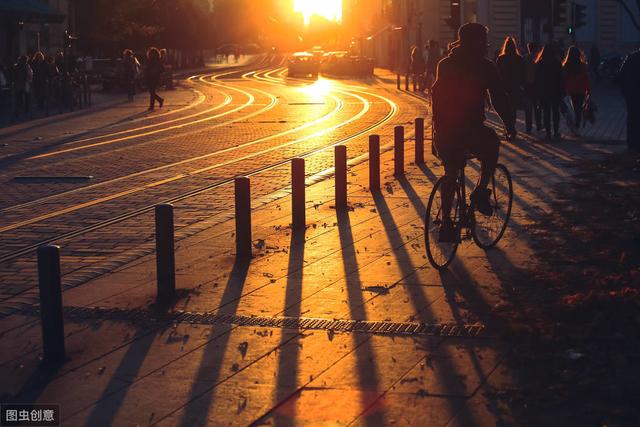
[[432, 45, 511, 138]]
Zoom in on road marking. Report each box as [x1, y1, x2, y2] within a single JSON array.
[[23, 60, 277, 160]]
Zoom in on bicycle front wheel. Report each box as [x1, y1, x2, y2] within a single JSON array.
[[425, 177, 460, 270], [472, 164, 513, 249]]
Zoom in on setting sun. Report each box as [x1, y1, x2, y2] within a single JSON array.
[[294, 0, 342, 25]]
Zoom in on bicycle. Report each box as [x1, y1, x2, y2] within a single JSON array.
[[425, 151, 513, 270]]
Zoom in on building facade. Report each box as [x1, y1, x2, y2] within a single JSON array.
[[0, 0, 70, 64], [345, 0, 640, 71]]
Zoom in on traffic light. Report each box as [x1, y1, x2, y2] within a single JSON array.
[[553, 0, 568, 26], [573, 3, 587, 29], [445, 1, 461, 31]]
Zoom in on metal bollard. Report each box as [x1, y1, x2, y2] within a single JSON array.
[[415, 118, 425, 165], [235, 177, 252, 259], [155, 204, 176, 302], [404, 74, 409, 91], [37, 245, 65, 364], [369, 135, 380, 192], [396, 74, 400, 90], [291, 158, 305, 229], [394, 126, 405, 177], [335, 145, 347, 210]]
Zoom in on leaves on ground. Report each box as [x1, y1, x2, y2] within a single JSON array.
[[499, 151, 640, 426]]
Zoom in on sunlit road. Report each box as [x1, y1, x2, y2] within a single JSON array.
[[0, 55, 427, 309], [0, 54, 630, 426]]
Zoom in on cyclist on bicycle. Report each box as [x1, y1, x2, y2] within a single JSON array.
[[432, 23, 514, 242]]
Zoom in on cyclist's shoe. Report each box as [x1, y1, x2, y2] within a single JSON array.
[[438, 222, 458, 243], [471, 188, 493, 216]]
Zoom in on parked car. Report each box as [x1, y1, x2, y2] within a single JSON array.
[[92, 58, 124, 91], [321, 52, 374, 77], [287, 52, 320, 78]]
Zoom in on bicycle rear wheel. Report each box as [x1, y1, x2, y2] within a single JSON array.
[[472, 164, 513, 249], [425, 177, 460, 270]]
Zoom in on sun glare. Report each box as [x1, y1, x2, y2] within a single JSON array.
[[294, 0, 342, 26]]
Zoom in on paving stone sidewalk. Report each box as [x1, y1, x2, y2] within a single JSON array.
[[0, 70, 628, 426]]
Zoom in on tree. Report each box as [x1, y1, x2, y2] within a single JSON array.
[[72, 0, 214, 56], [615, 0, 640, 31]]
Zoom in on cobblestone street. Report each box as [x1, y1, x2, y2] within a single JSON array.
[[0, 55, 630, 426]]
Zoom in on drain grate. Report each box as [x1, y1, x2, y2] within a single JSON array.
[[24, 306, 485, 338]]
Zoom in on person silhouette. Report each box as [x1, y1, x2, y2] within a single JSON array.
[[431, 23, 513, 242]]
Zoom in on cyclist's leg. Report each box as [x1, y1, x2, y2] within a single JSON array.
[[469, 126, 499, 215], [440, 165, 458, 226], [471, 125, 500, 190], [435, 134, 463, 236]]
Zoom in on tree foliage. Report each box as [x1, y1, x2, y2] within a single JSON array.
[[72, 0, 214, 56]]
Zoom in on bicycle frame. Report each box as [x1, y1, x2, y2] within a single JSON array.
[[455, 161, 475, 232]]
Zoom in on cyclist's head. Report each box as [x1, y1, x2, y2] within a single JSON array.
[[458, 23, 489, 57]]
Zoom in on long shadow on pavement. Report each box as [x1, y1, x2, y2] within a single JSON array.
[[173, 259, 250, 427], [9, 359, 64, 406], [369, 192, 484, 424], [272, 228, 305, 427], [82, 326, 162, 427], [336, 209, 385, 426]]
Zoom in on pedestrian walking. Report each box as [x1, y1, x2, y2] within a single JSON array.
[[45, 56, 60, 109], [12, 55, 33, 119], [410, 45, 425, 91], [122, 49, 139, 102], [145, 47, 165, 111], [425, 40, 441, 94], [617, 48, 640, 152], [496, 37, 525, 140], [535, 44, 565, 140], [563, 46, 591, 136], [31, 51, 48, 111], [523, 42, 542, 133]]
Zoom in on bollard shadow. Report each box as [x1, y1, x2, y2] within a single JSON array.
[[175, 258, 250, 427], [397, 176, 427, 215], [272, 228, 305, 427], [417, 162, 439, 185], [336, 209, 384, 426], [370, 192, 490, 424], [10, 359, 65, 405], [82, 325, 163, 427]]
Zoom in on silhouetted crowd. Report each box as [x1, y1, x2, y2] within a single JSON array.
[[411, 37, 640, 152], [0, 51, 88, 120]]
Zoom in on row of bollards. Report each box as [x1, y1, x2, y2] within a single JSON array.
[[396, 74, 428, 95], [35, 119, 427, 364]]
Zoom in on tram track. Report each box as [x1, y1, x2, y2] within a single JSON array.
[[0, 61, 399, 230], [0, 73, 341, 223], [0, 57, 270, 162], [0, 70, 398, 309]]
